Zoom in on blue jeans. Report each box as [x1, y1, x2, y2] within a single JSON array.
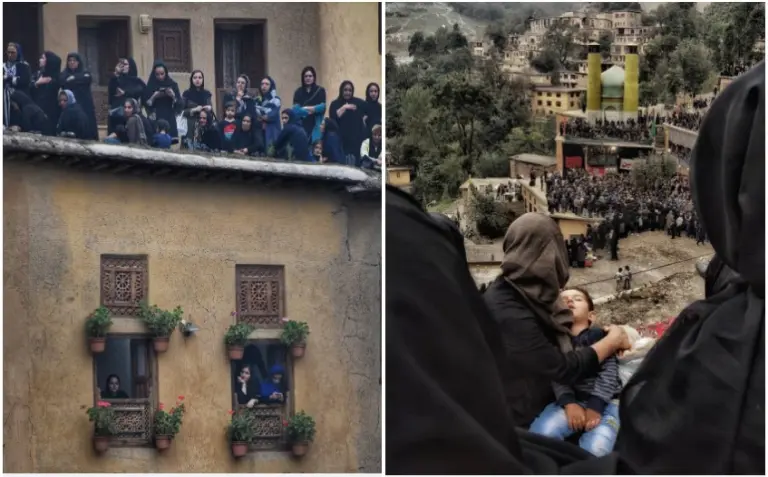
[[529, 402, 620, 457]]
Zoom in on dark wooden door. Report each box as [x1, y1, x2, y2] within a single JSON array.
[[3, 2, 42, 70]]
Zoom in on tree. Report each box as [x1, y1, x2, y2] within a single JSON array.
[[542, 22, 577, 66], [704, 2, 765, 75], [448, 23, 469, 50], [486, 22, 508, 54], [408, 32, 425, 57], [598, 31, 613, 60], [531, 49, 560, 73], [670, 40, 713, 96]]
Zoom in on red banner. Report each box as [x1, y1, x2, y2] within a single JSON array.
[[591, 166, 605, 176], [565, 156, 583, 168]]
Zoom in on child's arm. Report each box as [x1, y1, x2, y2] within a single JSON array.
[[552, 381, 578, 407], [586, 354, 621, 415]]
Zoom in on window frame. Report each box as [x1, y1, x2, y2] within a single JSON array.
[[152, 18, 192, 72], [92, 334, 159, 448], [100, 254, 149, 318], [235, 265, 286, 329], [230, 338, 295, 452]]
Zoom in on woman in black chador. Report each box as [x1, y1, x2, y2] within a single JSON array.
[[329, 80, 366, 166], [235, 364, 261, 409], [59, 52, 98, 140], [31, 51, 62, 132], [107, 57, 146, 135], [4, 42, 32, 126], [143, 60, 182, 139]]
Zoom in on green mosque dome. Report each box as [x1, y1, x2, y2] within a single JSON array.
[[601, 65, 625, 99]]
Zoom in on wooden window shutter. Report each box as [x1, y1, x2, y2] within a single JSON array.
[[153, 19, 191, 72]]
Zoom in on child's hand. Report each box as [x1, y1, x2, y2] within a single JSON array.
[[564, 403, 586, 431], [584, 409, 602, 431]]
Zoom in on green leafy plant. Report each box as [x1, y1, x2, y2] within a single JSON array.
[[280, 319, 310, 346], [226, 409, 256, 443], [85, 306, 113, 338], [224, 318, 255, 347], [154, 396, 186, 436], [87, 401, 116, 436], [286, 411, 316, 443], [140, 302, 184, 338]]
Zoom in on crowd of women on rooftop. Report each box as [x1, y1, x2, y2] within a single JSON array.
[[3, 42, 381, 170]]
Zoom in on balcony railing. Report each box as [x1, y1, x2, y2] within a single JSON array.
[[107, 399, 153, 445], [666, 124, 699, 150]]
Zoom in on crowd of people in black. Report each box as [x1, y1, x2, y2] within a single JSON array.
[[545, 168, 706, 263], [666, 109, 704, 132], [669, 143, 692, 167], [3, 42, 381, 169], [562, 116, 658, 143]]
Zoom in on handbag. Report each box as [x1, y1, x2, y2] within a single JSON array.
[[176, 113, 188, 137]]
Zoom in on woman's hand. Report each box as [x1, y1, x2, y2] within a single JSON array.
[[584, 408, 602, 431], [193, 106, 203, 113], [246, 398, 257, 408], [115, 88, 125, 97], [603, 324, 631, 352], [35, 76, 51, 86], [166, 88, 175, 99]]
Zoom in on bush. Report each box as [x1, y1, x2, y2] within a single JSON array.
[[224, 319, 255, 347], [154, 396, 186, 437], [280, 320, 310, 346], [286, 411, 316, 443], [226, 409, 256, 443], [85, 306, 113, 338], [472, 151, 509, 178], [468, 187, 514, 239], [87, 401, 116, 436], [139, 302, 184, 338]]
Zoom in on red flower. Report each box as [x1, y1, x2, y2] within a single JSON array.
[[228, 410, 235, 416], [96, 401, 111, 408], [158, 403, 165, 411], [178, 395, 185, 401], [283, 419, 289, 427]]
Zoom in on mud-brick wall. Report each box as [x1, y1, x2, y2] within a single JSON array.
[[3, 160, 381, 472]]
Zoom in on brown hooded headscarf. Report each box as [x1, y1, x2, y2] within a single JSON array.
[[500, 213, 574, 352]]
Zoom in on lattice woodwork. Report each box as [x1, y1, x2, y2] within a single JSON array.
[[101, 256, 148, 316], [110, 400, 152, 443], [248, 405, 287, 451], [236, 266, 285, 328], [92, 87, 109, 127]]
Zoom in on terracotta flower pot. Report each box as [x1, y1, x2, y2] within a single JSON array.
[[231, 441, 249, 457], [153, 337, 170, 353], [89, 337, 106, 354], [291, 442, 309, 457], [155, 435, 172, 451], [92, 435, 110, 453], [228, 345, 244, 360], [291, 343, 306, 358]]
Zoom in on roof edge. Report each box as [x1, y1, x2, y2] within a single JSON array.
[[3, 133, 381, 191]]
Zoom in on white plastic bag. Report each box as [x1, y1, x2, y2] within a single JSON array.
[[176, 114, 188, 137]]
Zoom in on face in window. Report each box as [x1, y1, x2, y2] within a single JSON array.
[[241, 115, 252, 131], [192, 71, 203, 88], [58, 93, 68, 109], [260, 78, 271, 95], [272, 372, 283, 384], [372, 127, 381, 143], [303, 70, 314, 86], [199, 111, 208, 127], [6, 43, 17, 62], [39, 53, 46, 69], [313, 142, 323, 157], [154, 66, 166, 82], [239, 366, 251, 383], [367, 85, 379, 102], [108, 375, 121, 394], [225, 105, 236, 119], [118, 59, 129, 74], [236, 76, 247, 91], [281, 113, 289, 126], [67, 55, 79, 71], [123, 101, 134, 117], [342, 84, 353, 100]]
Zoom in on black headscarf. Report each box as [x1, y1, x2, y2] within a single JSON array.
[[182, 69, 212, 106], [615, 61, 765, 474], [145, 60, 177, 91], [40, 51, 62, 78], [364, 82, 382, 135], [293, 66, 322, 106]]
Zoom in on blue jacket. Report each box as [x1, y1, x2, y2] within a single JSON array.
[[254, 76, 282, 149]]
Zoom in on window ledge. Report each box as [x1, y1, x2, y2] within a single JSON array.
[[111, 317, 148, 334], [99, 446, 155, 459], [248, 329, 282, 340], [239, 450, 293, 461]]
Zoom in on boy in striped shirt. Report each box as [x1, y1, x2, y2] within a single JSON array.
[[528, 287, 622, 457]]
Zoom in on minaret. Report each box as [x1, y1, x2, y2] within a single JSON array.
[[587, 42, 601, 122], [623, 43, 639, 120]]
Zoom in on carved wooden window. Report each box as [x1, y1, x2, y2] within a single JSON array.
[[231, 341, 292, 451], [101, 255, 148, 317], [153, 19, 192, 72], [94, 337, 157, 446], [236, 265, 285, 328]]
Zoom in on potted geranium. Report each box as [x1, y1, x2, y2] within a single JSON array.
[[224, 318, 254, 360], [286, 410, 316, 457], [226, 409, 255, 458], [139, 302, 184, 352], [87, 400, 116, 453], [85, 306, 113, 354], [153, 395, 186, 451], [280, 319, 310, 358]]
